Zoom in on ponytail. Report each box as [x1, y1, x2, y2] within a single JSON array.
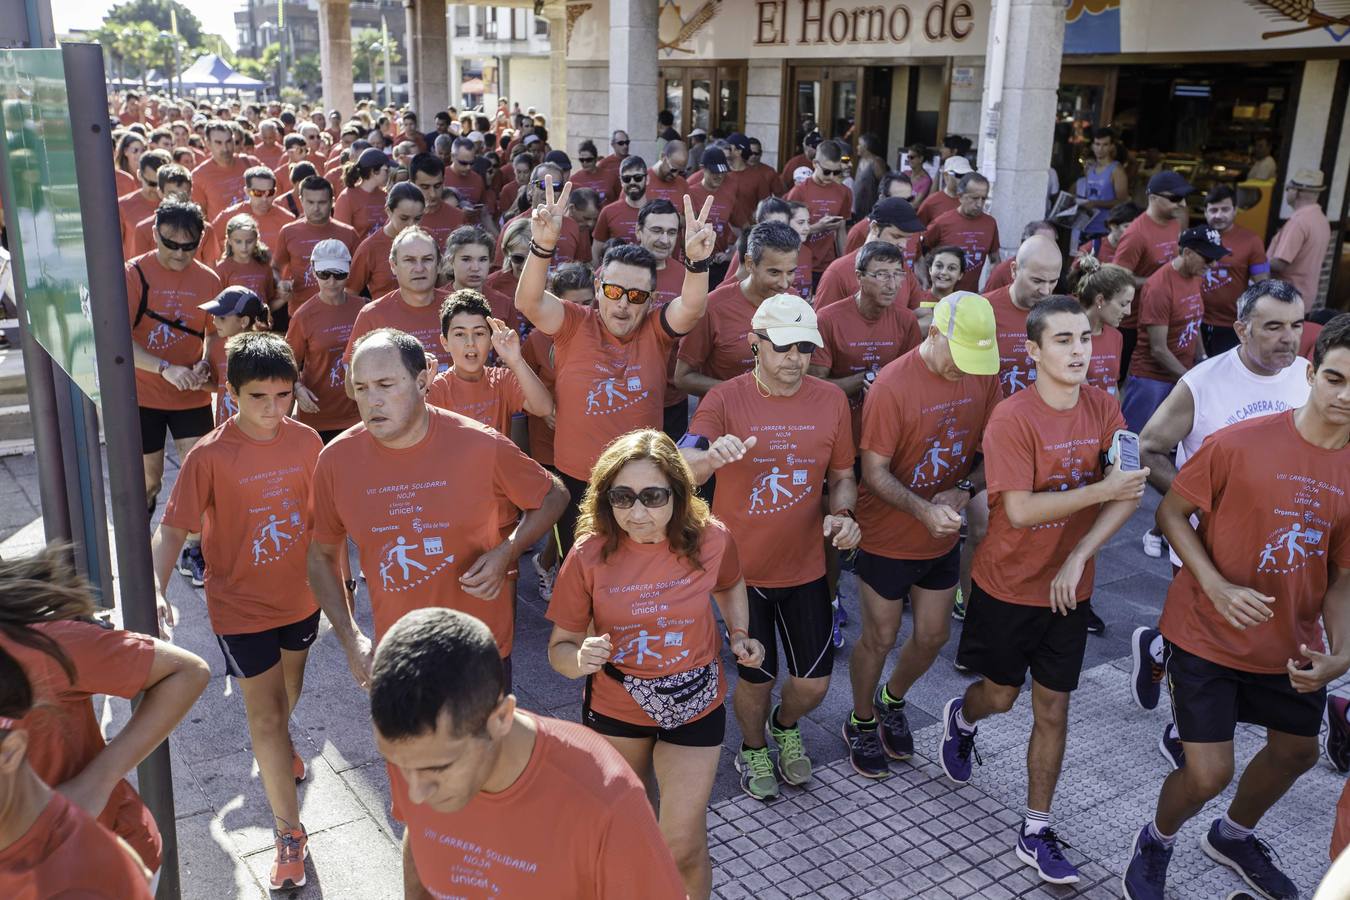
[[1070, 256, 1133, 310]]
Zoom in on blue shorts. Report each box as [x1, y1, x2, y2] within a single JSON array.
[[1122, 375, 1174, 433]]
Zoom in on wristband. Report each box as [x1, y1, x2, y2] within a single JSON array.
[[681, 255, 711, 273], [835, 509, 856, 520], [955, 479, 974, 494], [529, 240, 556, 259], [729, 627, 749, 640]]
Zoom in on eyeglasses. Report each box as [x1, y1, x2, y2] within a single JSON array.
[[861, 269, 904, 283], [753, 331, 817, 354], [819, 166, 843, 177], [607, 486, 672, 509], [621, 173, 646, 184], [247, 187, 276, 198], [157, 231, 200, 252], [453, 158, 472, 167], [315, 270, 348, 280], [614, 140, 630, 147], [599, 282, 652, 305]]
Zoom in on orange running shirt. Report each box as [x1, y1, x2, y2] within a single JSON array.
[[857, 348, 1001, 561], [131, 214, 220, 264], [0, 791, 152, 900], [1088, 325, 1124, 396], [162, 418, 323, 634], [203, 336, 235, 427], [333, 185, 389, 239], [418, 202, 469, 247], [592, 200, 641, 247], [985, 285, 1036, 398], [814, 249, 921, 311], [426, 367, 526, 435], [676, 280, 759, 384], [1113, 214, 1180, 330], [213, 257, 276, 311], [285, 293, 364, 432], [344, 288, 453, 370], [1159, 412, 1350, 673], [521, 328, 557, 467], [688, 374, 854, 587], [786, 179, 852, 272], [190, 157, 251, 221], [209, 201, 295, 254], [812, 298, 922, 445], [974, 385, 1125, 606], [271, 218, 361, 312], [923, 209, 1001, 294], [1130, 263, 1205, 383], [916, 190, 958, 227], [124, 253, 219, 411], [348, 229, 398, 300], [1202, 224, 1268, 328]]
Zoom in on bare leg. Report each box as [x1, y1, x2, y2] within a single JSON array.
[[600, 733, 658, 809], [885, 585, 956, 699], [652, 742, 721, 900], [237, 662, 300, 830], [959, 492, 989, 604], [734, 679, 774, 749], [1026, 680, 1070, 814], [962, 677, 1019, 723], [777, 675, 830, 727], [1225, 729, 1319, 828], [143, 450, 166, 511], [849, 581, 903, 719], [172, 436, 204, 543], [1155, 739, 1236, 835]]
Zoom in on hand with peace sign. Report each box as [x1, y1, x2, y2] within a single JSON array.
[[529, 175, 572, 251], [683, 192, 717, 264]]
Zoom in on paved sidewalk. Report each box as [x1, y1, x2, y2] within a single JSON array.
[[2, 448, 1344, 899]]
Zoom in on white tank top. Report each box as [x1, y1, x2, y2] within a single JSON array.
[[1169, 347, 1310, 566]]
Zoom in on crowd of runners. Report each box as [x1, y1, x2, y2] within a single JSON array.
[[1, 91, 1349, 900]]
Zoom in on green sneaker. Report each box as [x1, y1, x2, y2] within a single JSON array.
[[770, 704, 813, 786], [951, 587, 967, 621], [735, 745, 779, 801]]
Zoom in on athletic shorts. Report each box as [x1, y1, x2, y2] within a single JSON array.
[[856, 544, 961, 601], [662, 399, 689, 443], [317, 428, 346, 445], [582, 699, 725, 748], [738, 577, 834, 684], [557, 471, 589, 556], [139, 405, 214, 454], [1165, 641, 1326, 742], [1121, 375, 1174, 434], [216, 610, 321, 679], [955, 582, 1090, 693]]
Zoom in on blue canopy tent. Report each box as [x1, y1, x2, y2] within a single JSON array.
[[175, 54, 267, 95]]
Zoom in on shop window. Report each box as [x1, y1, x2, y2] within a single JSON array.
[[659, 64, 746, 136]]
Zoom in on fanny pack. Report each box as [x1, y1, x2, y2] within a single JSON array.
[[603, 658, 719, 730]]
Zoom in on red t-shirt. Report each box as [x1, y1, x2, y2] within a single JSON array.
[[443, 169, 496, 218], [344, 288, 453, 370], [162, 418, 323, 634], [676, 280, 758, 384], [499, 211, 584, 265], [1301, 320, 1323, 362], [209, 201, 295, 255], [482, 267, 527, 335], [348, 229, 397, 299], [310, 408, 554, 649], [685, 179, 741, 254], [0, 791, 152, 900], [1077, 236, 1119, 264], [1201, 224, 1268, 328], [333, 185, 389, 239], [592, 200, 641, 248], [786, 179, 852, 272], [691, 372, 856, 587], [779, 153, 810, 193], [1130, 263, 1205, 383], [548, 524, 741, 724], [844, 219, 870, 255], [652, 264, 689, 409], [0, 620, 160, 872], [285, 293, 364, 432], [645, 169, 689, 204], [124, 254, 219, 411], [1088, 324, 1124, 397], [1113, 213, 1180, 329], [119, 191, 158, 259], [190, 157, 251, 221], [203, 337, 233, 427], [213, 257, 276, 310], [858, 348, 1001, 560], [814, 249, 920, 311], [550, 302, 678, 481], [521, 328, 557, 466], [812, 298, 922, 444], [916, 190, 958, 227], [984, 258, 1015, 293], [923, 209, 1000, 294], [1159, 412, 1350, 673], [985, 285, 1036, 398], [427, 367, 526, 435], [418, 202, 469, 247], [271, 218, 361, 312], [568, 168, 614, 206], [974, 385, 1125, 606], [727, 248, 813, 302], [393, 714, 685, 899]]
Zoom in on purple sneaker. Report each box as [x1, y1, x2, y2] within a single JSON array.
[[1122, 824, 1172, 900], [1159, 722, 1185, 770], [1201, 820, 1298, 900], [939, 697, 979, 784], [1015, 827, 1080, 884], [1131, 626, 1163, 710]]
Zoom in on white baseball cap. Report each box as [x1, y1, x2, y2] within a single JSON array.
[[793, 166, 812, 184], [751, 293, 823, 348], [310, 239, 352, 274], [942, 156, 973, 175]]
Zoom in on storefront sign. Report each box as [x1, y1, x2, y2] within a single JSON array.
[[752, 0, 977, 47]]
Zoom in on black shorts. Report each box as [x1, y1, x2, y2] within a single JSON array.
[[856, 544, 962, 601], [139, 405, 214, 454], [738, 577, 834, 683], [1164, 641, 1326, 742], [663, 399, 689, 443], [557, 470, 589, 556], [582, 699, 726, 748], [956, 582, 1090, 693], [216, 610, 322, 679]]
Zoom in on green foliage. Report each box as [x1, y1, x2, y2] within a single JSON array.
[[352, 27, 402, 84], [106, 0, 204, 49]]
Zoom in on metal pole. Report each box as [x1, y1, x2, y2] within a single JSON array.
[[63, 42, 181, 900]]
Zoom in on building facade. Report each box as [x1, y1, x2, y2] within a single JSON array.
[[447, 5, 553, 117]]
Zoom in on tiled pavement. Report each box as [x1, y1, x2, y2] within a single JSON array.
[[1, 448, 1345, 899]]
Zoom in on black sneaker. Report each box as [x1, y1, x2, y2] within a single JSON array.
[[873, 686, 913, 760], [1325, 695, 1350, 774], [1159, 722, 1185, 770], [178, 545, 206, 588], [1201, 821, 1299, 900], [841, 717, 889, 779]]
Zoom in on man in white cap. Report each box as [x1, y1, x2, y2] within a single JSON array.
[[678, 293, 861, 802], [917, 155, 972, 227], [1268, 168, 1331, 307], [688, 128, 709, 171]]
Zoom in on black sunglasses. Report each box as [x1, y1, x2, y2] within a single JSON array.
[[315, 270, 348, 280], [754, 331, 817, 354], [621, 173, 646, 184], [819, 166, 843, 177], [614, 140, 630, 146], [157, 231, 200, 252], [607, 486, 672, 509], [1160, 193, 1185, 203], [578, 155, 596, 163], [600, 282, 652, 305]]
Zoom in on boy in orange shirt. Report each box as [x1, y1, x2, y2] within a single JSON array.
[[151, 332, 324, 891]]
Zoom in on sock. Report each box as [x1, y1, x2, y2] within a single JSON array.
[[1023, 808, 1051, 836], [1147, 821, 1177, 847], [741, 742, 766, 753], [850, 712, 877, 730], [1149, 634, 1165, 665], [771, 707, 795, 731], [1217, 814, 1254, 842], [879, 685, 906, 709], [955, 707, 976, 733]]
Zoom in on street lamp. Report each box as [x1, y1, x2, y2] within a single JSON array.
[[369, 41, 391, 107], [258, 21, 282, 100]]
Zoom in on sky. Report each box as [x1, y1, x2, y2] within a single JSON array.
[[53, 0, 242, 50]]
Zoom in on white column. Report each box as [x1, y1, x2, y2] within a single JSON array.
[[608, 0, 658, 162], [546, 7, 567, 146], [317, 0, 354, 118], [977, 0, 1064, 258], [409, 0, 450, 115], [447, 5, 460, 110]]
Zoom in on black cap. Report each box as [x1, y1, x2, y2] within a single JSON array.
[[1178, 225, 1230, 262], [701, 147, 730, 173], [803, 132, 823, 148], [869, 198, 924, 234], [199, 286, 266, 318], [544, 149, 572, 170], [726, 132, 751, 154], [1147, 170, 1195, 198], [357, 147, 391, 169]]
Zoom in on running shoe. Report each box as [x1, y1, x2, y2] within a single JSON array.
[[291, 743, 307, 783], [951, 587, 967, 621], [532, 553, 556, 602], [269, 826, 308, 890], [769, 705, 812, 786], [873, 686, 913, 760], [735, 745, 779, 801], [1159, 722, 1185, 770], [1015, 826, 1080, 884], [1131, 626, 1164, 710], [939, 697, 979, 784], [177, 545, 206, 587], [1084, 607, 1106, 636], [1325, 695, 1350, 774], [841, 717, 889, 779], [1201, 820, 1299, 900], [831, 599, 846, 649], [1141, 530, 1167, 558], [1122, 824, 1173, 900]]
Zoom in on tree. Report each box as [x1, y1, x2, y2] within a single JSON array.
[[92, 22, 132, 87], [352, 27, 402, 88], [292, 53, 320, 94], [106, 0, 204, 50]]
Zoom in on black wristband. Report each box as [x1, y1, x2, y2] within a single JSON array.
[[682, 255, 711, 273], [529, 240, 556, 259], [836, 509, 856, 520]]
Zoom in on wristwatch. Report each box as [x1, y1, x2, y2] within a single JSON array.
[[955, 479, 974, 494], [864, 370, 877, 386], [158, 358, 171, 375]]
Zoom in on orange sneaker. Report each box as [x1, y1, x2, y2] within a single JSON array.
[[291, 743, 306, 783], [269, 826, 308, 890]]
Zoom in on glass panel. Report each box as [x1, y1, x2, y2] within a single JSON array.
[[691, 79, 712, 134], [830, 79, 858, 143], [717, 79, 741, 134], [794, 80, 821, 146], [664, 79, 684, 133]]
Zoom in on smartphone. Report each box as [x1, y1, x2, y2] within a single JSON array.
[[1110, 429, 1141, 471]]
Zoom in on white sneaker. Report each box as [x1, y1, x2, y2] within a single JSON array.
[[1141, 530, 1166, 559], [532, 554, 556, 601]]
